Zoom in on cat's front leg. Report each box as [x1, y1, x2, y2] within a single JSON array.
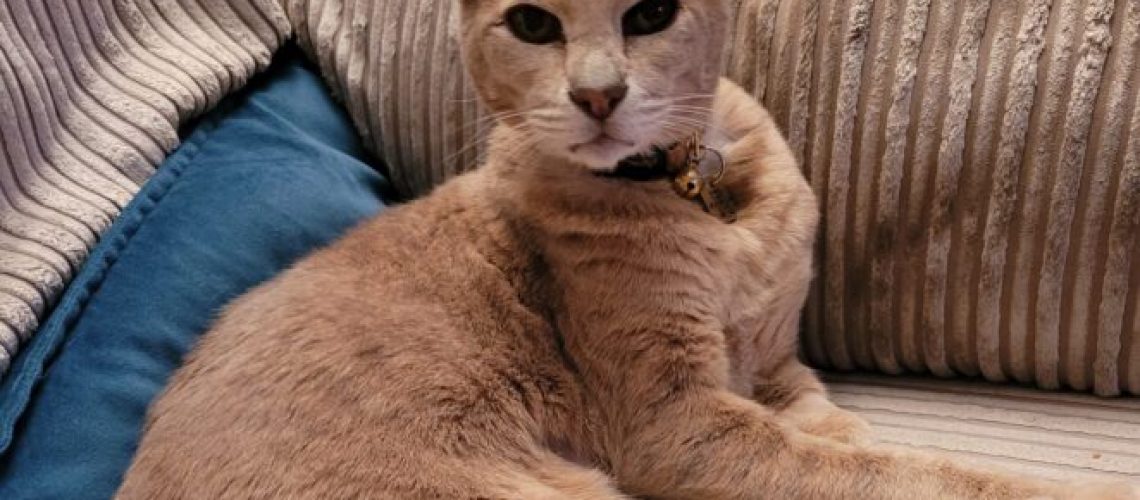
[[613, 389, 1133, 500], [585, 323, 1122, 499], [709, 78, 869, 447], [752, 357, 872, 446]]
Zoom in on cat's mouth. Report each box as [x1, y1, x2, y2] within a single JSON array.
[[569, 133, 636, 153]]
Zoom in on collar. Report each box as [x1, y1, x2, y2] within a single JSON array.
[[597, 135, 737, 223], [599, 141, 688, 182]]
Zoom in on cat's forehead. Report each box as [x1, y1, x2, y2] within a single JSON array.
[[464, 0, 726, 23], [468, 0, 638, 18]]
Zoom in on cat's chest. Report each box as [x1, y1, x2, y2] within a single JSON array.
[[674, 217, 800, 300], [712, 221, 815, 387], [594, 216, 809, 391]]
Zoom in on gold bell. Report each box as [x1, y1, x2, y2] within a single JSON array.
[[673, 169, 704, 199]]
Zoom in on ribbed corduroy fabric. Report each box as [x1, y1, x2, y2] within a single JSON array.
[[0, 0, 290, 374], [825, 373, 1140, 480], [290, 0, 1139, 396], [283, 0, 485, 198], [1, 0, 1137, 395], [722, 0, 1140, 397]]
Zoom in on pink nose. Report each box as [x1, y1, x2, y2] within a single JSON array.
[[569, 84, 628, 121]]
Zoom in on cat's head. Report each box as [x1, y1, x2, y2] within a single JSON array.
[[458, 0, 728, 171]]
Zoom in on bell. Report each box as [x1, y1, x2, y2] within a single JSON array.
[[673, 169, 703, 199]]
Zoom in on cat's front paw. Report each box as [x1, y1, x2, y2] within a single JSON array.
[[776, 393, 874, 446], [794, 408, 873, 446]]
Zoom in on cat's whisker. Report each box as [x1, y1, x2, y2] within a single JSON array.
[[453, 133, 533, 174], [666, 103, 712, 112], [524, 111, 573, 131], [448, 131, 491, 163], [456, 109, 531, 133], [667, 104, 714, 113], [671, 92, 716, 98], [642, 96, 715, 111], [645, 92, 715, 103], [447, 107, 565, 166], [527, 123, 564, 135], [666, 108, 716, 119], [457, 104, 564, 132], [445, 128, 499, 167], [659, 122, 704, 141], [662, 115, 730, 138], [444, 142, 484, 170], [659, 120, 699, 132], [665, 113, 715, 125], [663, 110, 730, 132], [494, 122, 544, 160]]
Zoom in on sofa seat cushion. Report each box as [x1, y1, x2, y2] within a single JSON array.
[[827, 373, 1140, 481]]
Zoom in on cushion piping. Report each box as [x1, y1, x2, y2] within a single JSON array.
[[0, 107, 231, 455]]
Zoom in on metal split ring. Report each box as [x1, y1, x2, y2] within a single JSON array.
[[699, 146, 727, 185]]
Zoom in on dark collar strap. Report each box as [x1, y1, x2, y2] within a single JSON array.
[[593, 136, 738, 223], [599, 146, 673, 182]]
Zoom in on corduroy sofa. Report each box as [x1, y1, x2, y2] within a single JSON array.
[[0, 0, 1137, 490]]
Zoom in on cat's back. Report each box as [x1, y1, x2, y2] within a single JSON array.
[[117, 170, 563, 499]]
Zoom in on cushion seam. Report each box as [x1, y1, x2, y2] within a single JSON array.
[[0, 114, 227, 455]]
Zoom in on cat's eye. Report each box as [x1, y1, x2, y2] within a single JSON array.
[[623, 0, 680, 36], [505, 5, 563, 44]]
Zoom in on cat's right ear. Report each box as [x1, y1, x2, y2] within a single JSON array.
[[457, 0, 479, 13]]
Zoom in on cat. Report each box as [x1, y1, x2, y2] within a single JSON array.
[[117, 0, 1138, 498]]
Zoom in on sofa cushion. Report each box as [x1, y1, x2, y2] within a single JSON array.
[[0, 46, 388, 499], [0, 0, 291, 375], [826, 373, 1140, 481]]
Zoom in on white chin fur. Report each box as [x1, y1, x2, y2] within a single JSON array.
[[566, 140, 643, 171]]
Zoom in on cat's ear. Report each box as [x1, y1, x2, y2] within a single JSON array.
[[454, 0, 476, 25]]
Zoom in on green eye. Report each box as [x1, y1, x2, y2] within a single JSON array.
[[505, 5, 563, 44], [623, 0, 680, 36]]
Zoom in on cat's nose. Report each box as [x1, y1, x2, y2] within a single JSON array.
[[569, 84, 628, 121]]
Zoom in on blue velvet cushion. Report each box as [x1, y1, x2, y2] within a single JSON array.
[[0, 46, 389, 499]]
